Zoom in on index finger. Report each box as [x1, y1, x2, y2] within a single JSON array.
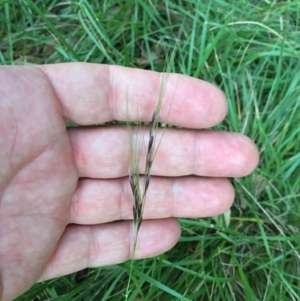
[[39, 63, 227, 128]]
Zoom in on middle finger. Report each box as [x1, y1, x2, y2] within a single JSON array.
[[68, 126, 258, 178]]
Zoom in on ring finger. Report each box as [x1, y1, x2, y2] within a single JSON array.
[[69, 176, 234, 225]]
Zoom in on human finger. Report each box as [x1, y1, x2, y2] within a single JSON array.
[[39, 63, 227, 128], [69, 177, 234, 224], [38, 219, 180, 281], [68, 126, 259, 178]]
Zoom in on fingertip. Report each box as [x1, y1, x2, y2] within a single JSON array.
[[206, 82, 228, 127], [198, 131, 260, 177], [167, 75, 228, 128], [210, 178, 235, 215], [239, 135, 260, 176]]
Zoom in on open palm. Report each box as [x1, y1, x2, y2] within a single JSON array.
[[0, 64, 259, 301]]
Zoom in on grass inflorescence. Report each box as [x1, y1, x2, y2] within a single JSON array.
[[125, 59, 175, 297], [125, 98, 161, 299]]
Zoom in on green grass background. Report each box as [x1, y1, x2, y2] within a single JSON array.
[[1, 0, 300, 300]]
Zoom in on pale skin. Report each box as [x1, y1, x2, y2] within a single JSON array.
[[0, 64, 259, 301]]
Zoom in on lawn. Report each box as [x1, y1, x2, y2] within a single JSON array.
[[1, 0, 300, 300]]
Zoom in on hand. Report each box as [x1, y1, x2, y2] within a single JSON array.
[[0, 64, 259, 301]]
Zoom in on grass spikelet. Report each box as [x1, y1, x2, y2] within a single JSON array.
[[124, 50, 177, 299]]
